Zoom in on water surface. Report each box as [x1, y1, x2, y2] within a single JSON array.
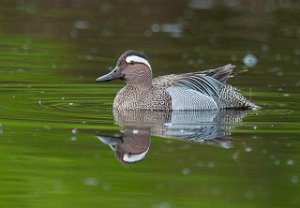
[[0, 1, 299, 208]]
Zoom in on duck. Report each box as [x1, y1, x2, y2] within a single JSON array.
[[96, 50, 259, 111]]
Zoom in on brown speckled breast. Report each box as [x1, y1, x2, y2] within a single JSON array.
[[113, 85, 172, 111]]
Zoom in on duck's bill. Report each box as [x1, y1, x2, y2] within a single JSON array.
[[96, 67, 124, 82]]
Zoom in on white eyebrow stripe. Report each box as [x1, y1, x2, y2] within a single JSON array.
[[125, 55, 151, 69]]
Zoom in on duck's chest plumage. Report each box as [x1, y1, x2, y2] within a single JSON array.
[[113, 86, 172, 111]]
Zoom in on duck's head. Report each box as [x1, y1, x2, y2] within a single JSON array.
[[96, 50, 152, 86]]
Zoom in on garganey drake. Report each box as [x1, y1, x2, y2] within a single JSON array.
[[96, 50, 259, 111]]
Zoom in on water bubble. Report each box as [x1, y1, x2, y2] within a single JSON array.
[[212, 186, 221, 195], [230, 55, 237, 62], [291, 175, 298, 184], [243, 54, 257, 67], [274, 159, 280, 165], [44, 125, 51, 130], [151, 24, 160, 32], [244, 147, 252, 152], [197, 161, 204, 167], [72, 128, 77, 134], [99, 2, 112, 13], [223, 0, 239, 7], [102, 182, 111, 191], [286, 159, 294, 166], [86, 55, 93, 60], [22, 44, 29, 50], [144, 29, 152, 37], [74, 20, 89, 29], [160, 24, 183, 38], [132, 129, 139, 134], [181, 167, 191, 175], [70, 136, 77, 141], [70, 30, 78, 39], [208, 161, 215, 168], [294, 48, 300, 55], [151, 202, 172, 208], [82, 177, 99, 186], [189, 0, 215, 9], [101, 28, 113, 37], [244, 190, 255, 200], [261, 44, 269, 52]]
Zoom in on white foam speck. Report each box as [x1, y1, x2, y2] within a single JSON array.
[[181, 167, 191, 175], [286, 159, 294, 166], [72, 128, 77, 134], [132, 129, 139, 134], [82, 177, 99, 186], [244, 147, 252, 152]]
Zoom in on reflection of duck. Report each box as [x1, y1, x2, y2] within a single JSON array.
[[97, 109, 248, 163], [96, 50, 259, 111]]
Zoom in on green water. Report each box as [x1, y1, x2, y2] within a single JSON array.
[[0, 1, 299, 207]]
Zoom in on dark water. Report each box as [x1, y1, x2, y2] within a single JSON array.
[[0, 0, 299, 207]]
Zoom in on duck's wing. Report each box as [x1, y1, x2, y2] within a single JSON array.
[[153, 64, 234, 97], [152, 64, 235, 110]]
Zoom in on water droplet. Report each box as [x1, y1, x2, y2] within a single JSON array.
[[212, 186, 221, 195], [151, 24, 160, 32], [132, 129, 139, 134], [82, 177, 99, 186], [208, 161, 215, 168], [144, 29, 152, 37], [197, 161, 204, 167], [291, 175, 298, 184], [261, 44, 269, 52], [44, 125, 51, 130], [86, 55, 93, 60], [244, 190, 255, 200], [102, 182, 111, 191], [294, 48, 300, 55], [72, 128, 77, 134], [189, 0, 215, 9], [152, 202, 172, 208], [69, 102, 74, 106], [244, 147, 252, 152], [286, 159, 294, 166], [74, 20, 89, 29], [243, 54, 257, 67], [274, 159, 280, 165], [181, 167, 191, 175], [70, 136, 77, 141]]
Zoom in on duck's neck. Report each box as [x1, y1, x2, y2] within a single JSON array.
[[126, 72, 153, 90]]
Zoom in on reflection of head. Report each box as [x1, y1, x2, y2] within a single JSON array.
[[96, 128, 151, 164], [115, 146, 149, 163]]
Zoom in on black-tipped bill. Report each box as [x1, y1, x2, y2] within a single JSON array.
[[96, 67, 123, 82]]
